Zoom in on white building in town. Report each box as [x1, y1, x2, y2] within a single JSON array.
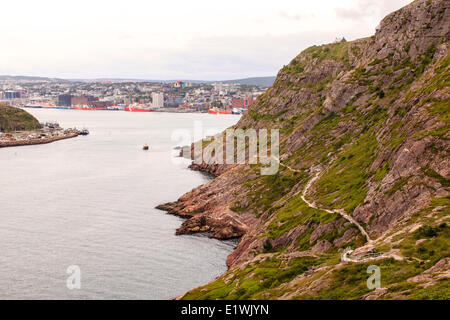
[[152, 92, 164, 108]]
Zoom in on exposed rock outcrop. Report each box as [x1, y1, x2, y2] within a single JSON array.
[[158, 0, 450, 300]]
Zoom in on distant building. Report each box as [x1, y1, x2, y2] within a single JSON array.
[[4, 91, 23, 99], [152, 92, 164, 108], [58, 94, 72, 106], [214, 82, 223, 92], [232, 95, 254, 109], [59, 95, 105, 107], [173, 80, 191, 88], [334, 37, 347, 43], [173, 80, 186, 88], [71, 96, 89, 106], [165, 94, 184, 108]]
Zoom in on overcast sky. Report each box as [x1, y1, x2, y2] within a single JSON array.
[[0, 0, 412, 80]]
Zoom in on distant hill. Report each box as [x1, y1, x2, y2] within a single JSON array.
[[68, 78, 151, 83], [70, 77, 276, 86], [0, 75, 64, 82], [0, 104, 41, 132], [222, 76, 276, 86], [1, 75, 276, 86]]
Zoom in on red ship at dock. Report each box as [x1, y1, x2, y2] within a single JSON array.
[[124, 106, 154, 112]]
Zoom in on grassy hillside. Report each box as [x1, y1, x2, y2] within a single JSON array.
[[0, 104, 41, 132], [169, 0, 449, 300]]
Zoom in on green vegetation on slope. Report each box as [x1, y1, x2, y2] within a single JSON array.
[[182, 255, 326, 300], [182, 1, 450, 300], [265, 192, 341, 243], [231, 167, 303, 217], [313, 106, 387, 212], [0, 104, 41, 132], [296, 224, 449, 300]]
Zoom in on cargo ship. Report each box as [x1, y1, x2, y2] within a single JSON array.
[[124, 105, 154, 112], [208, 107, 231, 115], [24, 102, 56, 109], [73, 105, 106, 111]]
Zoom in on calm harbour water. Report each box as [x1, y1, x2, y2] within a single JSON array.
[[0, 109, 239, 299]]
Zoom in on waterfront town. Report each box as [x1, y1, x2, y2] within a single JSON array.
[[0, 78, 269, 114]]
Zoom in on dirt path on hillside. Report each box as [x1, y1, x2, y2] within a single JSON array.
[[277, 159, 373, 244], [279, 161, 405, 262]]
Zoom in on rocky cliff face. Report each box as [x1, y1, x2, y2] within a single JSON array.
[[158, 0, 449, 300]]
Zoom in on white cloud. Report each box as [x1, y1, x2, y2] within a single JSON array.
[[0, 0, 413, 80], [334, 0, 411, 22], [278, 11, 316, 21]]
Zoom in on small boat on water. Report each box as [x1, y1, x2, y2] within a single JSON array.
[[143, 144, 149, 150], [80, 129, 89, 136]]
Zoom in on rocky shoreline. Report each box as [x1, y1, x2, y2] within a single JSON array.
[[155, 162, 250, 240], [0, 131, 80, 148], [158, 143, 252, 241]]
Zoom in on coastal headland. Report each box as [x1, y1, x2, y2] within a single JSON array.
[[158, 0, 450, 300], [0, 104, 83, 148]]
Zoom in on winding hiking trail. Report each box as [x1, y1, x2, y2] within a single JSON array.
[[277, 160, 373, 245], [279, 160, 406, 262], [275, 159, 403, 262], [300, 170, 373, 244], [250, 155, 398, 262]]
